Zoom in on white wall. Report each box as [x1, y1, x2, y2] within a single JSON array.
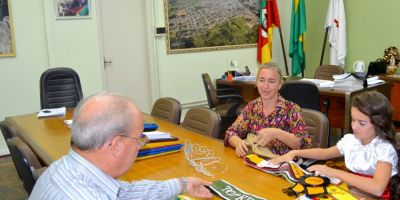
[[41, 0, 103, 96], [0, 0, 292, 154], [0, 1, 48, 120], [0, 0, 103, 154]]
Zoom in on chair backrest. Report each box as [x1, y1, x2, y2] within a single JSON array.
[[7, 137, 43, 194], [301, 108, 329, 148], [390, 133, 400, 199], [151, 97, 182, 125], [40, 67, 83, 109], [181, 107, 221, 138], [1, 121, 20, 141], [314, 65, 344, 80], [396, 132, 400, 149], [1, 121, 13, 141], [201, 73, 220, 108], [242, 66, 251, 76], [279, 81, 321, 111]]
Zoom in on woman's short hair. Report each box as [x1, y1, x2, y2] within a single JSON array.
[[71, 92, 137, 150], [351, 91, 396, 145], [256, 62, 284, 81]]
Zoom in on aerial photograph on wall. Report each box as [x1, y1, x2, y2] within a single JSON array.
[[166, 0, 259, 52], [0, 0, 15, 56]]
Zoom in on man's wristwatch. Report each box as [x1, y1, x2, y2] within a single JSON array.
[[180, 177, 188, 194]]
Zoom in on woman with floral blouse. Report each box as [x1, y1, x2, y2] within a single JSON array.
[[224, 62, 312, 157]]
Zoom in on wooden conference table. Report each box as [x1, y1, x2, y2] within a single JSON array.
[[5, 110, 378, 199], [216, 78, 391, 133], [5, 109, 295, 200]]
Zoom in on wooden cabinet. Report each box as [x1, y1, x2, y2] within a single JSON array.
[[379, 75, 400, 122]]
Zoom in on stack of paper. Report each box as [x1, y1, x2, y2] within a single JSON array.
[[332, 72, 351, 80], [300, 78, 334, 87], [143, 131, 174, 140], [366, 76, 385, 85], [333, 74, 363, 87], [233, 76, 256, 81], [137, 131, 182, 160], [37, 107, 66, 118]]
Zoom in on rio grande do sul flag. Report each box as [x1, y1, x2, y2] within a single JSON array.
[[257, 0, 281, 64], [325, 0, 346, 67], [289, 0, 306, 76]]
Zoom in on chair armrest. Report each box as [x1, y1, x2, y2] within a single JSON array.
[[216, 88, 240, 95], [33, 167, 48, 180], [218, 94, 243, 103], [218, 94, 244, 116]]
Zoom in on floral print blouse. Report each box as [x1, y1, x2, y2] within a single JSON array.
[[224, 95, 312, 155]]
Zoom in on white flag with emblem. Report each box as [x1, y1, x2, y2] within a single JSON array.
[[324, 0, 346, 67]]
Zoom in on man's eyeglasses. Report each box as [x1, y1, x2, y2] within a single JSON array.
[[119, 134, 148, 147]]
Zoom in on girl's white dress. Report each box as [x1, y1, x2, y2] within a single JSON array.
[[337, 134, 398, 177]]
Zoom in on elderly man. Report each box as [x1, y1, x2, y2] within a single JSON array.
[[30, 92, 213, 199]]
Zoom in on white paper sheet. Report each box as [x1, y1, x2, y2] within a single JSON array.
[[37, 107, 66, 118]]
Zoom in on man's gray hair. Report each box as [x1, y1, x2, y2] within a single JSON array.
[[71, 92, 138, 150]]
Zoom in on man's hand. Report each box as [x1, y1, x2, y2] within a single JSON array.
[[183, 177, 213, 199]]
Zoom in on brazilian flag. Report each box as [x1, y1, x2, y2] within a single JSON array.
[[289, 0, 307, 76]]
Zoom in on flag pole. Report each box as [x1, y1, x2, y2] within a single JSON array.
[[278, 27, 289, 76], [319, 27, 329, 66]]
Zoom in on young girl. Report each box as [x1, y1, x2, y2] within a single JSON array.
[[270, 91, 398, 199]]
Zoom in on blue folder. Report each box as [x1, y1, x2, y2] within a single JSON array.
[[138, 144, 183, 157], [143, 123, 158, 132]]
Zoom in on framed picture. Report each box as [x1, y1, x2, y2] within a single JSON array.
[[56, 0, 90, 19], [164, 0, 259, 54], [0, 0, 16, 57]]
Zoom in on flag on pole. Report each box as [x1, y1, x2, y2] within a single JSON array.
[[325, 0, 346, 67], [257, 0, 281, 64], [289, 0, 306, 76]]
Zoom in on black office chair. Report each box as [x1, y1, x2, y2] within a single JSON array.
[[7, 137, 47, 195], [40, 67, 83, 109], [279, 81, 335, 145], [201, 73, 245, 139], [279, 81, 321, 111]]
